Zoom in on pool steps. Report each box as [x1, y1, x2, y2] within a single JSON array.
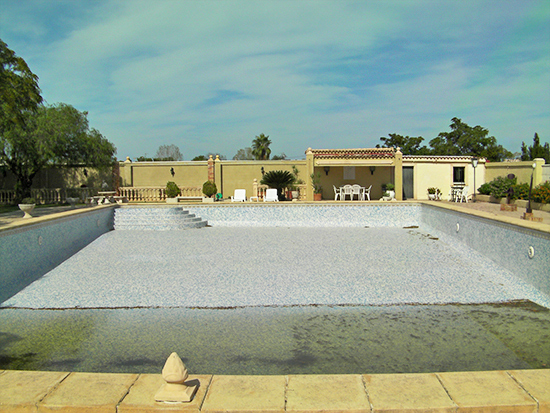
[[114, 207, 208, 230]]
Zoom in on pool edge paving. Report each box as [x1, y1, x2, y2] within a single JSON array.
[[0, 369, 548, 412]]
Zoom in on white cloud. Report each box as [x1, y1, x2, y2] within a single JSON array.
[[1, 0, 548, 158]]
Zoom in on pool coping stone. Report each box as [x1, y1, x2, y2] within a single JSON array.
[[1, 369, 549, 412]]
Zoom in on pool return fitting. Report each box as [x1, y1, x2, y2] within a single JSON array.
[[155, 352, 199, 403]]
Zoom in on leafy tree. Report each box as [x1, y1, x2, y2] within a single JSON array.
[[521, 133, 549, 163], [155, 144, 183, 161], [376, 134, 429, 155], [1, 103, 116, 201], [192, 155, 208, 161], [260, 170, 294, 201], [252, 133, 271, 160], [233, 147, 254, 160], [429, 117, 512, 161], [0, 39, 42, 130], [272, 153, 287, 160]]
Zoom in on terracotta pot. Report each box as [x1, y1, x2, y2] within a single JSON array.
[[314, 193, 322, 201]]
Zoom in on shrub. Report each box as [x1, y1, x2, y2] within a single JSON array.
[[487, 175, 516, 198], [202, 180, 217, 197], [262, 170, 295, 200], [21, 197, 36, 204], [478, 182, 492, 195], [510, 183, 530, 200], [165, 181, 181, 198], [532, 181, 550, 204]]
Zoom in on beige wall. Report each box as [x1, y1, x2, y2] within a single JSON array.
[[118, 159, 308, 199], [404, 158, 485, 200], [219, 161, 307, 198], [120, 161, 208, 188], [485, 159, 546, 186]]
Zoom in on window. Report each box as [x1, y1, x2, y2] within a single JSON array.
[[453, 166, 465, 184], [343, 166, 355, 180]]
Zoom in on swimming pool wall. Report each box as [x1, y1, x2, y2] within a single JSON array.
[[420, 204, 550, 300], [0, 207, 114, 303], [185, 204, 422, 227]]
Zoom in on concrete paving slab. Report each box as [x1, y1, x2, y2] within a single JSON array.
[[201, 375, 285, 413], [363, 373, 456, 412], [286, 374, 370, 412], [509, 370, 550, 413], [437, 370, 536, 413], [38, 372, 138, 413], [0, 370, 68, 413], [118, 374, 212, 413]]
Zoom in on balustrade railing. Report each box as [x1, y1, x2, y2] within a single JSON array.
[[0, 188, 97, 205], [118, 186, 203, 202], [253, 180, 306, 201]]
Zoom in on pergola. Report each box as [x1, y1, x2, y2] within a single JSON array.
[[305, 147, 403, 201]]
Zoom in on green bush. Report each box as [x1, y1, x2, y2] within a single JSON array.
[[510, 183, 530, 200], [486, 175, 516, 198], [165, 181, 181, 198], [478, 182, 492, 195], [262, 170, 295, 200], [533, 181, 550, 204], [21, 197, 36, 204], [202, 180, 217, 197]]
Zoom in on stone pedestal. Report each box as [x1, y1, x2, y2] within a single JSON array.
[[522, 212, 543, 222], [155, 352, 198, 403], [500, 204, 517, 211]]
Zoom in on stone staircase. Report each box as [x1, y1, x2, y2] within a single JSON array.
[[114, 207, 208, 230]]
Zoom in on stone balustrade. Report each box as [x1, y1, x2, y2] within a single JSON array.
[[252, 180, 307, 201], [0, 188, 97, 205], [118, 186, 203, 202]]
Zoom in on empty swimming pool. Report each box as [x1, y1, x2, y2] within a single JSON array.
[[1, 204, 549, 374]]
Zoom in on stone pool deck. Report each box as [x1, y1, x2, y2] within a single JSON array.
[[1, 368, 549, 412]]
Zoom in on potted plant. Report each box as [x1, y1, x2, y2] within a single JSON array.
[[385, 183, 395, 200], [165, 181, 181, 204], [202, 180, 217, 203], [261, 170, 295, 201], [427, 187, 439, 200], [290, 165, 304, 200], [18, 197, 36, 218], [310, 172, 323, 201], [66, 189, 80, 208]]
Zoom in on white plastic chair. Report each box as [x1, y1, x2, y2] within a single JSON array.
[[231, 189, 246, 202], [455, 186, 469, 203], [364, 185, 372, 201], [342, 185, 353, 200], [333, 185, 341, 201], [264, 188, 279, 202], [352, 184, 362, 200]]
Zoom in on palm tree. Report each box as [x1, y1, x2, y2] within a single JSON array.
[[252, 134, 272, 160], [260, 170, 295, 201]]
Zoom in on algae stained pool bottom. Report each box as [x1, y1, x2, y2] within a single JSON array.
[[0, 301, 549, 375]]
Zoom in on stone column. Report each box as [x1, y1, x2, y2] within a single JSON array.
[[208, 155, 214, 182], [394, 147, 403, 201], [305, 148, 314, 201], [214, 155, 222, 195]]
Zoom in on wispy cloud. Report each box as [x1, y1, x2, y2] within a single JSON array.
[[1, 0, 548, 159]]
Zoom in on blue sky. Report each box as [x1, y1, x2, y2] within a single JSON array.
[[1, 0, 549, 160]]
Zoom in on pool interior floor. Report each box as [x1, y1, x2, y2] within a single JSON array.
[[2, 226, 547, 309]]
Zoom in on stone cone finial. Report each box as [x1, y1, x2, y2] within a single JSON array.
[[154, 352, 198, 403]]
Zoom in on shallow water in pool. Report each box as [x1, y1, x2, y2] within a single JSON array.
[[1, 301, 548, 375]]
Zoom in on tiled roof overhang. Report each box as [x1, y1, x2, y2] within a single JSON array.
[[308, 148, 397, 166]]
